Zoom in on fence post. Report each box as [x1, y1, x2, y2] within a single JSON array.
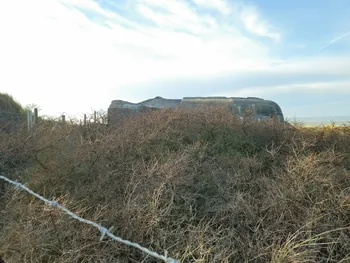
[[84, 114, 87, 126], [27, 110, 33, 131], [62, 115, 66, 124], [34, 108, 38, 125], [94, 111, 97, 123]]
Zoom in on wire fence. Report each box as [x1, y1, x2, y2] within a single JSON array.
[[0, 108, 110, 136], [0, 175, 180, 263]]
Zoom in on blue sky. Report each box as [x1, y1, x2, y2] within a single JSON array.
[[0, 0, 349, 118]]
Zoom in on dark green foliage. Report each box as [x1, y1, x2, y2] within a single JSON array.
[[0, 93, 26, 131], [0, 93, 25, 114]]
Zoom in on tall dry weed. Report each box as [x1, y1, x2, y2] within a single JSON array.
[[0, 108, 349, 262]]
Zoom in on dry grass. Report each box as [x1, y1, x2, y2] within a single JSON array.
[[0, 108, 349, 263]]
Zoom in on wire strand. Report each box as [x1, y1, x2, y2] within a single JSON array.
[[0, 175, 180, 263]]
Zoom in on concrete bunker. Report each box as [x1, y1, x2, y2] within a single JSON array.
[[108, 96, 284, 125]]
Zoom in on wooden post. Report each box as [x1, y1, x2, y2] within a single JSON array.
[[34, 108, 38, 124], [27, 110, 33, 131], [94, 111, 97, 123], [84, 114, 87, 126], [62, 115, 66, 124]]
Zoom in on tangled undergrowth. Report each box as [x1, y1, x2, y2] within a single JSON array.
[[0, 108, 349, 263]]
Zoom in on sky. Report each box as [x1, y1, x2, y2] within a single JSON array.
[[0, 0, 349, 118]]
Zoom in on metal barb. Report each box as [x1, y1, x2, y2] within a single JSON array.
[[0, 175, 180, 263]]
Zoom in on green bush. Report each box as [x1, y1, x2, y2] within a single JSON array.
[[0, 93, 25, 114]]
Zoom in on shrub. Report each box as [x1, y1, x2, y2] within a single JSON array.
[[0, 108, 349, 262], [0, 93, 26, 132]]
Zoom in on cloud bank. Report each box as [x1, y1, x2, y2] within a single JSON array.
[[0, 0, 349, 118]]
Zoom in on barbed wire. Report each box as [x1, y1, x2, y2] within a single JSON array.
[[0, 175, 180, 263]]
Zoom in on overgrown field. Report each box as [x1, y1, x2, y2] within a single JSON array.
[[1, 108, 349, 263]]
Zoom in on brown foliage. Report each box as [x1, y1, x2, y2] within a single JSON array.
[[0, 108, 349, 262]]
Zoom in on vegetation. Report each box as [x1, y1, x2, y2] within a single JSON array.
[[0, 93, 25, 114], [0, 93, 27, 133], [0, 107, 349, 263]]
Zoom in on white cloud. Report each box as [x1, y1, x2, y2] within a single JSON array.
[[136, 4, 211, 34], [0, 0, 348, 118], [59, 0, 116, 18], [231, 80, 350, 97], [0, 0, 141, 116], [240, 5, 281, 41], [192, 0, 231, 15], [0, 0, 272, 116], [138, 0, 201, 23], [136, 0, 218, 33]]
